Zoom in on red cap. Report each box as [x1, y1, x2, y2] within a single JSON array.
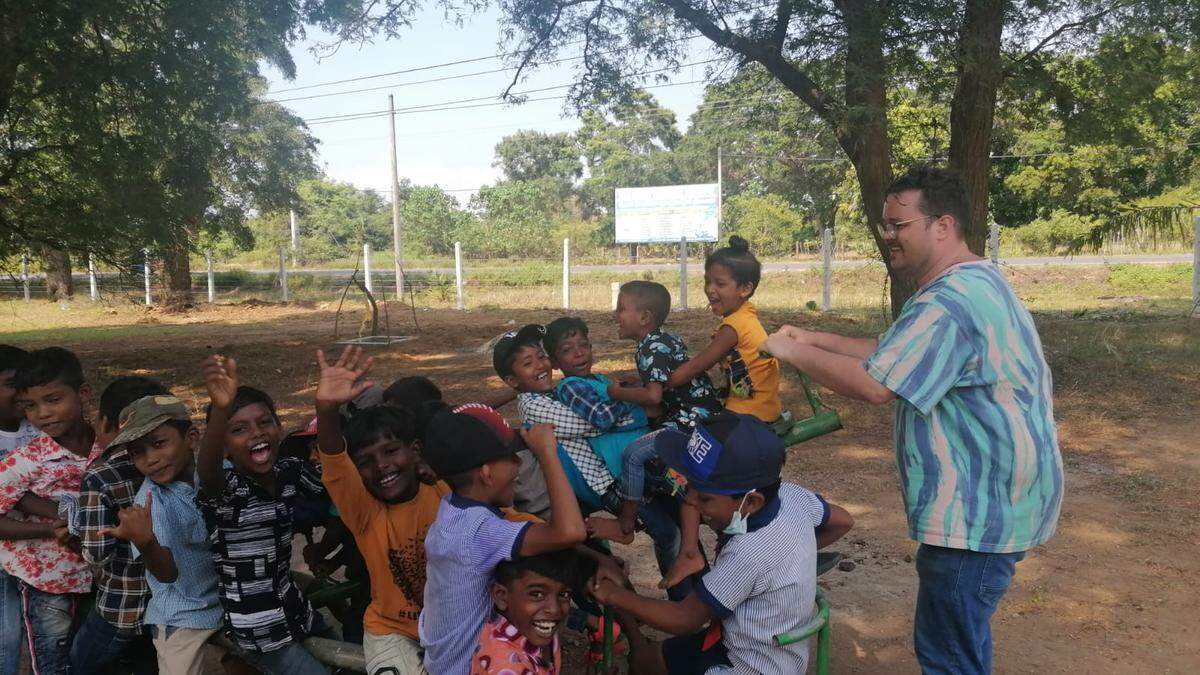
[[452, 403, 526, 451], [292, 417, 319, 438]]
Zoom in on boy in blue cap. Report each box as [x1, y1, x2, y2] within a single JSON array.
[[590, 411, 854, 675]]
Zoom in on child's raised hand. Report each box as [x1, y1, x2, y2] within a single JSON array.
[[519, 423, 557, 458], [315, 347, 375, 410], [588, 575, 621, 605], [202, 354, 239, 411], [100, 492, 155, 549]]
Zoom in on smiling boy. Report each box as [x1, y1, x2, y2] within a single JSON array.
[[313, 347, 449, 675], [196, 355, 332, 675], [100, 395, 223, 675], [0, 347, 103, 675], [469, 549, 593, 675]]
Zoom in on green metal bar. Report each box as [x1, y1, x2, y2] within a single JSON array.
[[601, 606, 614, 670]]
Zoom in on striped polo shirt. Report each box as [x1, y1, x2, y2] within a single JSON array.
[[197, 457, 324, 652], [420, 493, 531, 675], [864, 261, 1064, 553], [695, 483, 829, 675]]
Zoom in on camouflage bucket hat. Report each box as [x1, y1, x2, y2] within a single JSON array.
[[109, 395, 190, 450]]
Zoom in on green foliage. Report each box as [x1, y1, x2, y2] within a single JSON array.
[[722, 193, 811, 257], [0, 1, 320, 264], [1010, 211, 1100, 254], [291, 179, 393, 263], [1107, 264, 1192, 294], [467, 178, 575, 257], [493, 131, 582, 186], [402, 186, 476, 257]]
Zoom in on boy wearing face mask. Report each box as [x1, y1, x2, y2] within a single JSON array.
[[589, 412, 854, 675]]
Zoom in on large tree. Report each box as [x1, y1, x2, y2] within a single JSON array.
[[0, 0, 319, 303], [330, 0, 1191, 312]]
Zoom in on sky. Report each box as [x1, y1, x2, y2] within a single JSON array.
[[259, 5, 717, 203]]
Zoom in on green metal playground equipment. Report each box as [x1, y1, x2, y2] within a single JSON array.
[[774, 370, 843, 446]]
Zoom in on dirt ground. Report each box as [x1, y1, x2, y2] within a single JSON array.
[[18, 298, 1199, 674]]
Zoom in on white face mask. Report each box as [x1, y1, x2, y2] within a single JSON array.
[[722, 491, 755, 536]]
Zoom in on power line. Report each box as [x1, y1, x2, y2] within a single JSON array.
[[299, 58, 722, 123], [266, 3, 782, 95]]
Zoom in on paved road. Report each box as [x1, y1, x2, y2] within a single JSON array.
[[272, 253, 1192, 277]]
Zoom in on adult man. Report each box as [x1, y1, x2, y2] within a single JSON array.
[[764, 165, 1063, 674]]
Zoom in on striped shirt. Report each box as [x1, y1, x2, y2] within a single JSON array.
[[864, 261, 1064, 554], [77, 449, 149, 630], [197, 457, 324, 653], [695, 483, 829, 675], [420, 494, 531, 675], [134, 477, 222, 630]]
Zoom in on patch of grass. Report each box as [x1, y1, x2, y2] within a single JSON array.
[[1101, 471, 1163, 501], [1107, 264, 1192, 295]]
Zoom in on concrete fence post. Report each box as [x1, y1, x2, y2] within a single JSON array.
[[21, 254, 30, 302], [562, 238, 570, 310], [206, 249, 215, 303], [679, 236, 688, 310], [279, 248, 289, 302], [143, 248, 152, 307], [363, 244, 373, 294], [88, 254, 98, 301], [454, 241, 465, 311], [821, 228, 832, 311]]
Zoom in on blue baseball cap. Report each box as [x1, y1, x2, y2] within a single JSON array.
[[655, 412, 785, 495]]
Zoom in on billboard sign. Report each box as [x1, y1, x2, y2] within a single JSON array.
[[614, 183, 720, 243]]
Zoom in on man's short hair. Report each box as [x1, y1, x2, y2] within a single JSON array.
[[14, 347, 84, 391], [619, 280, 671, 328], [886, 165, 971, 235], [543, 317, 589, 358]]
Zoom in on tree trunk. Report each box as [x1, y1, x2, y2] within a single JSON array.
[[837, 0, 912, 316], [156, 240, 193, 308], [948, 0, 1008, 255], [42, 247, 73, 300]]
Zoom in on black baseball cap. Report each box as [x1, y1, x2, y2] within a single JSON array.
[[423, 408, 520, 477], [655, 412, 785, 495], [492, 324, 547, 378]]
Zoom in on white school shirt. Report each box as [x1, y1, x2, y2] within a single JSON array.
[[694, 482, 830, 675]]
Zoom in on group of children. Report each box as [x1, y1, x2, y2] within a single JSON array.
[[0, 236, 854, 675]]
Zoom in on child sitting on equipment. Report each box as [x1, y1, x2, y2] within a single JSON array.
[[468, 549, 595, 675], [666, 236, 782, 423], [418, 406, 587, 674], [100, 394, 222, 675], [590, 411, 855, 675], [196, 355, 334, 675]]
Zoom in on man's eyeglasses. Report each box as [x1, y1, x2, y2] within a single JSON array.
[[873, 215, 936, 238]]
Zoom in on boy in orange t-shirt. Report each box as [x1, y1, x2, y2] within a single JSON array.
[[313, 348, 448, 674]]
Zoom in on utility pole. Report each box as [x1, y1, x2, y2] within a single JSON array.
[[388, 94, 404, 301]]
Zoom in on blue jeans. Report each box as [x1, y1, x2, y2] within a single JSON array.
[[619, 430, 665, 501], [17, 582, 77, 675], [913, 544, 1025, 675], [0, 569, 23, 675], [240, 612, 336, 675], [69, 606, 148, 675]]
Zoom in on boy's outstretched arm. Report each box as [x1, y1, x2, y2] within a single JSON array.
[[313, 347, 375, 457], [665, 325, 738, 389], [816, 502, 854, 549], [591, 581, 715, 636], [517, 424, 587, 556], [198, 355, 239, 496], [16, 493, 59, 520]]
